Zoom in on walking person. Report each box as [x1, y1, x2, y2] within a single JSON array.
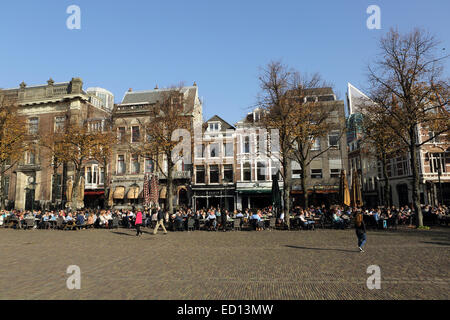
[[354, 210, 367, 252], [135, 210, 143, 236], [153, 207, 167, 235]]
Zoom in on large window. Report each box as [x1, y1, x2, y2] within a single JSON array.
[[26, 151, 36, 165], [93, 166, 98, 184], [430, 153, 446, 173], [257, 162, 266, 181], [208, 122, 219, 131], [131, 154, 140, 174], [328, 132, 340, 149], [117, 155, 125, 174], [311, 169, 323, 179], [86, 167, 92, 183], [243, 162, 251, 181], [100, 168, 105, 184], [131, 126, 140, 143], [28, 118, 39, 135], [311, 138, 321, 151], [196, 165, 205, 183], [118, 127, 126, 143], [210, 143, 219, 158], [243, 136, 250, 154], [209, 165, 219, 183], [196, 144, 206, 158], [144, 158, 154, 173], [223, 164, 233, 182], [54, 116, 65, 132], [224, 142, 233, 157]]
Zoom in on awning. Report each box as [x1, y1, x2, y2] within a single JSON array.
[[127, 186, 140, 199], [113, 186, 125, 199], [160, 186, 167, 199], [238, 189, 272, 194], [84, 190, 105, 196]]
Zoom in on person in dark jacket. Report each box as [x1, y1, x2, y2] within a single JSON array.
[[221, 210, 228, 232], [354, 210, 367, 252], [153, 207, 167, 235]]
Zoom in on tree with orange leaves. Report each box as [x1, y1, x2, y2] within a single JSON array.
[[0, 91, 27, 209]]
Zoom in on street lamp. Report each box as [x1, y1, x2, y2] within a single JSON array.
[[26, 176, 37, 212], [437, 160, 443, 206]]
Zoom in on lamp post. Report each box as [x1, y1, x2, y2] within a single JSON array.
[[27, 176, 37, 212], [437, 161, 443, 206]]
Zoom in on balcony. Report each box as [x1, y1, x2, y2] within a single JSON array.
[[16, 164, 41, 172]]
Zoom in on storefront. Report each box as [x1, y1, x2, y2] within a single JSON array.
[[192, 187, 236, 211]]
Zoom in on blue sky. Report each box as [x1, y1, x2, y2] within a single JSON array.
[[1, 0, 449, 124]]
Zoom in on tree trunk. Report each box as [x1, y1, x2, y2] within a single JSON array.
[[300, 162, 309, 209], [166, 162, 174, 214], [282, 158, 291, 227], [0, 167, 5, 210], [70, 166, 83, 210], [409, 137, 423, 227], [103, 160, 110, 209], [381, 152, 391, 208]]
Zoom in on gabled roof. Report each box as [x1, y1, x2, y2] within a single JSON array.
[[206, 115, 235, 130]]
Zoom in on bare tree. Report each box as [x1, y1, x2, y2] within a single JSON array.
[[367, 28, 450, 226]]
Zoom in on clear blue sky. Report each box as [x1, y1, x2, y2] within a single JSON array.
[[1, 0, 449, 124]]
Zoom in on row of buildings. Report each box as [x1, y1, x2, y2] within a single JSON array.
[[0, 78, 448, 212]]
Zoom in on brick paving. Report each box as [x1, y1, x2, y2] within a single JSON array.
[[0, 226, 449, 300]]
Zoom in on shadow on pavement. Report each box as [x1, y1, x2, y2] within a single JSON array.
[[285, 245, 357, 253]]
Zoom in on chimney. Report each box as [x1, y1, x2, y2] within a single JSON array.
[[128, 88, 133, 92], [193, 81, 197, 86], [154, 84, 159, 90]]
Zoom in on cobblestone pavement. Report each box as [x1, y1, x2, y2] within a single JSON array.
[[0, 226, 449, 300]]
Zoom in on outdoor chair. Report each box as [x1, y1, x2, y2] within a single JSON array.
[[63, 221, 77, 231], [233, 219, 241, 231], [187, 218, 195, 232], [111, 217, 120, 229], [268, 218, 276, 230], [23, 219, 35, 230]]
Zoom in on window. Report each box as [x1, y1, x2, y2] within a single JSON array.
[[311, 169, 323, 179], [311, 138, 321, 151], [271, 161, 280, 179], [257, 162, 266, 181], [118, 127, 126, 143], [330, 169, 340, 178], [210, 143, 219, 158], [100, 168, 105, 184], [328, 132, 340, 149], [93, 166, 98, 184], [131, 126, 140, 143], [243, 162, 251, 181], [292, 169, 303, 179], [196, 144, 206, 158], [223, 164, 233, 182], [209, 165, 219, 183], [117, 155, 125, 174], [54, 116, 65, 132], [208, 122, 219, 131], [4, 176, 9, 198], [28, 118, 38, 135], [196, 165, 205, 183], [131, 154, 140, 174], [86, 167, 92, 183], [224, 142, 233, 157], [26, 151, 36, 165], [144, 158, 154, 173], [243, 136, 250, 154], [430, 153, 446, 173]]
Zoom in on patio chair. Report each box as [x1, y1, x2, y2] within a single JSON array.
[[233, 219, 241, 231], [23, 219, 35, 230], [187, 218, 195, 232]]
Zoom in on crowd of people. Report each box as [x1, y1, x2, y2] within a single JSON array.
[[0, 203, 448, 233]]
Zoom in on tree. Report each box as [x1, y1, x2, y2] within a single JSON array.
[[258, 61, 341, 223], [91, 119, 116, 209], [130, 86, 193, 214], [42, 121, 103, 210], [357, 98, 404, 207], [367, 28, 450, 226], [0, 92, 27, 209]]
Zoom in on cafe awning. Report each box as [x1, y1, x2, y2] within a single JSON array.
[[113, 186, 125, 199], [127, 186, 140, 199]]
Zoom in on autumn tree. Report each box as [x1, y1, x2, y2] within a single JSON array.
[[91, 118, 116, 209], [258, 61, 341, 223], [42, 121, 103, 210], [356, 98, 404, 207], [366, 28, 450, 226], [130, 86, 193, 214], [0, 92, 27, 209]]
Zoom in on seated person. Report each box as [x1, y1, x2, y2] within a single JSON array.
[[76, 213, 85, 226], [299, 213, 315, 229], [206, 211, 217, 230]]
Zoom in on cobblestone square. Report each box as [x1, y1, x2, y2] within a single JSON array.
[[0, 226, 448, 300]]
